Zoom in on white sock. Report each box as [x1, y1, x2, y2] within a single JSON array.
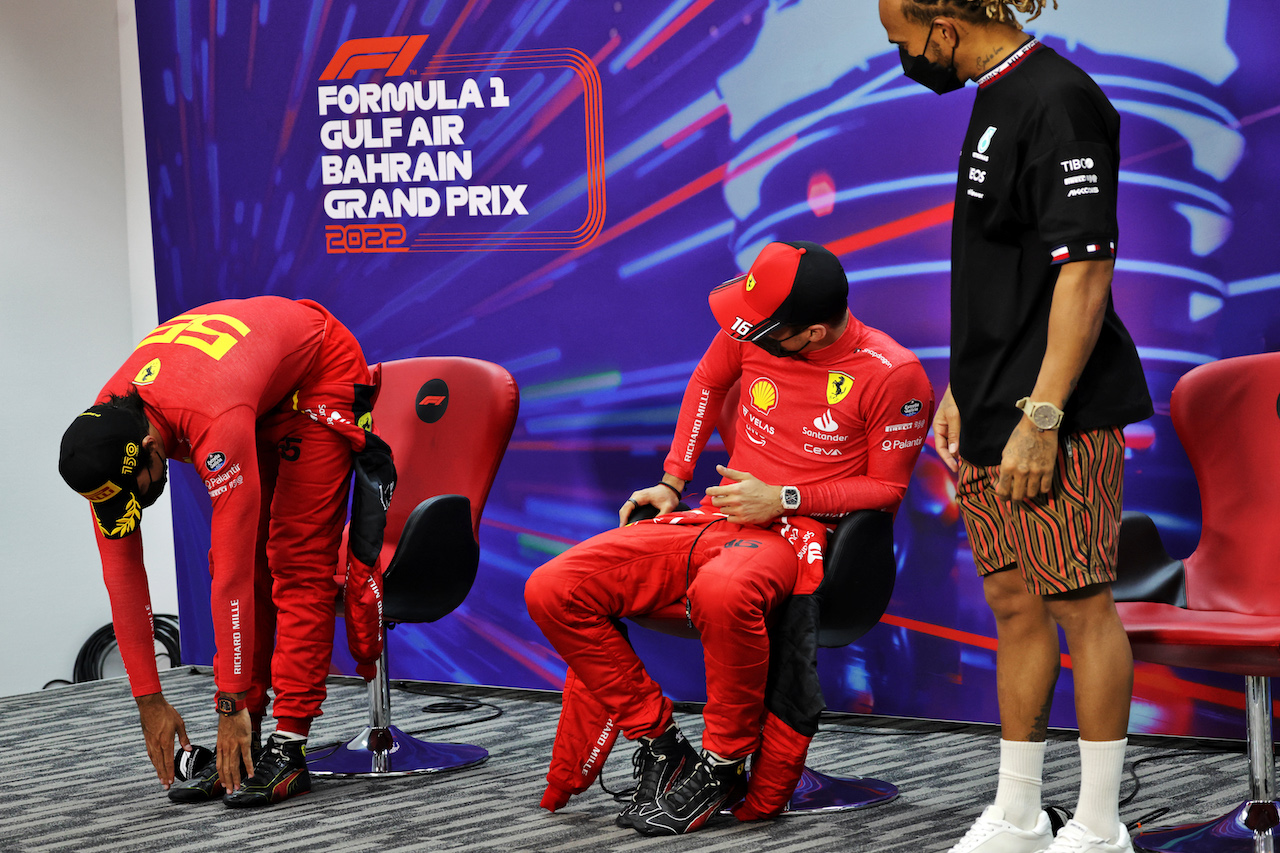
[[273, 730, 307, 743], [1074, 738, 1126, 841], [994, 739, 1046, 830]]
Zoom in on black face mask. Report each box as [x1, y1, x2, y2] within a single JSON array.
[[753, 328, 811, 359], [138, 461, 168, 508], [899, 22, 963, 95]]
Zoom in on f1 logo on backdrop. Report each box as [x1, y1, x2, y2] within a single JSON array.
[[320, 35, 430, 81]]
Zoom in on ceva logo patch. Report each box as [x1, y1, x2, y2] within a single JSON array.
[[320, 35, 430, 81]]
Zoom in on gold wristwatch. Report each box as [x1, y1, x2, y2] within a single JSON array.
[[1015, 397, 1065, 431]]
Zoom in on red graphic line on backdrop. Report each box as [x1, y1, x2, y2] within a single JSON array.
[[449, 607, 568, 688], [246, 1, 260, 88], [504, 439, 720, 453], [1120, 100, 1280, 169], [207, 1, 218, 137], [664, 103, 729, 149], [398, 49, 606, 250], [881, 612, 1266, 715], [274, 0, 334, 164], [824, 202, 955, 257], [626, 0, 718, 70], [467, 134, 798, 317], [477, 34, 621, 186], [482, 517, 578, 546], [425, 0, 486, 73]]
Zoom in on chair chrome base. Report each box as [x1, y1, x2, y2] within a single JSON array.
[[783, 766, 899, 813], [306, 724, 489, 777], [1134, 800, 1280, 852]]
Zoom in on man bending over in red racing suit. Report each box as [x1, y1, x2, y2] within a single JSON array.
[[525, 241, 933, 836], [58, 296, 394, 808]]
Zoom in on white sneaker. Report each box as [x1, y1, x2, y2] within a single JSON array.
[[947, 805, 1053, 853], [1044, 819, 1134, 852]]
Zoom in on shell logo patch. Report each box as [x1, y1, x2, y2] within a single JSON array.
[[749, 377, 779, 414], [134, 358, 161, 385], [745, 273, 757, 292], [827, 372, 854, 405]]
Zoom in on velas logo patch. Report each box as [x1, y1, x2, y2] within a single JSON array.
[[319, 35, 429, 81], [415, 378, 450, 423]]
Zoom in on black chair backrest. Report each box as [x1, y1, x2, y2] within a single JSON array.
[[815, 510, 896, 648], [1112, 511, 1187, 608], [384, 494, 480, 624]]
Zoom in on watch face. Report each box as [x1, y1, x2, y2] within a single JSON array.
[[782, 487, 801, 510], [1031, 405, 1058, 429]]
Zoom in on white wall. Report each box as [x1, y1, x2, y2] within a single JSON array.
[[0, 0, 176, 697]]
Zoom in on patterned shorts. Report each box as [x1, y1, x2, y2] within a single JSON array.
[[957, 426, 1126, 595]]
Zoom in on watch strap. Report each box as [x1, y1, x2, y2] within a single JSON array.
[[215, 694, 248, 716], [1015, 397, 1065, 431]]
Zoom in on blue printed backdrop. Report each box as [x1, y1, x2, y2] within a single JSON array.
[[135, 0, 1280, 739]]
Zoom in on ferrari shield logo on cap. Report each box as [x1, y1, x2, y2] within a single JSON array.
[[745, 273, 757, 292], [827, 372, 854, 405]]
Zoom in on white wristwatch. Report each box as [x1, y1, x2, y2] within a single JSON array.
[[1015, 397, 1065, 431], [780, 485, 801, 512]]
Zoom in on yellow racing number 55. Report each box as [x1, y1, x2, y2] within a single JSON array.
[[136, 313, 251, 360]]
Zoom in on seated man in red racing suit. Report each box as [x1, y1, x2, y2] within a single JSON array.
[[525, 241, 933, 835], [58, 296, 394, 808]]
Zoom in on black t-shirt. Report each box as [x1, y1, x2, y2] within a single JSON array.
[[950, 40, 1152, 466]]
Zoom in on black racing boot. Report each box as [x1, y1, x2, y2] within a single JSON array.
[[169, 736, 260, 804], [222, 733, 310, 808], [615, 726, 698, 828], [630, 749, 747, 836]]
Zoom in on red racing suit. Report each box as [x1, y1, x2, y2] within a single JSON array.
[[90, 296, 387, 733], [527, 312, 933, 815]]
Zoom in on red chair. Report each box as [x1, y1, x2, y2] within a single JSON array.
[[1111, 352, 1280, 851], [307, 356, 519, 776], [627, 380, 909, 812]]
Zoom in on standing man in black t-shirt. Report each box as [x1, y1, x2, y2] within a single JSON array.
[[879, 2, 1152, 853]]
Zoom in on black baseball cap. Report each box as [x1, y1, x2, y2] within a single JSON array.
[[709, 240, 849, 341], [59, 405, 149, 539]]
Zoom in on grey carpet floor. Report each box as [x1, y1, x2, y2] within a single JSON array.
[[0, 668, 1257, 852]]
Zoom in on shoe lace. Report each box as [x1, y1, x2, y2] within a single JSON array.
[[951, 814, 1003, 853], [630, 741, 670, 801], [1045, 822, 1088, 852], [664, 759, 715, 809]]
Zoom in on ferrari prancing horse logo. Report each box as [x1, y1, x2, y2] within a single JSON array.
[[827, 371, 854, 405]]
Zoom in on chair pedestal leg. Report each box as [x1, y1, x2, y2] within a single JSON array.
[[782, 766, 898, 813], [1134, 675, 1278, 852], [306, 635, 489, 778]]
